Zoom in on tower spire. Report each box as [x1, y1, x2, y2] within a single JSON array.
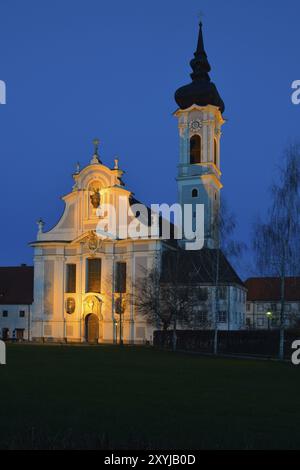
[[196, 21, 205, 53], [174, 21, 225, 113], [190, 22, 211, 81]]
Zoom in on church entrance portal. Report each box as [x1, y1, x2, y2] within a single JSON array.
[[85, 314, 99, 343]]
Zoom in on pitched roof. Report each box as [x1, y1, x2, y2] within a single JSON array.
[[0, 266, 34, 305], [161, 248, 244, 287], [245, 277, 300, 302]]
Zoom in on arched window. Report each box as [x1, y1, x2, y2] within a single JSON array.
[[190, 135, 201, 164], [214, 139, 217, 166], [192, 188, 198, 198]]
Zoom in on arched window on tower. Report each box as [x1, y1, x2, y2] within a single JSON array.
[[190, 135, 201, 164], [192, 188, 198, 198], [214, 139, 218, 166]]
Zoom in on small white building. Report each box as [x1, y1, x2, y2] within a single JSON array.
[[0, 266, 33, 340], [161, 249, 246, 331], [246, 277, 300, 329]]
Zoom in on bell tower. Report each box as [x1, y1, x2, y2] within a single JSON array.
[[174, 22, 225, 248]]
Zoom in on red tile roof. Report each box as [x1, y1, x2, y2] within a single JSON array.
[[0, 266, 33, 305], [245, 277, 300, 302]]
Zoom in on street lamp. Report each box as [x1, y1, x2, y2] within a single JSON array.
[[266, 311, 272, 330], [114, 320, 118, 344], [115, 294, 124, 346]]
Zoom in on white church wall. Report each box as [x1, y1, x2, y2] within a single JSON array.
[[30, 237, 160, 344]]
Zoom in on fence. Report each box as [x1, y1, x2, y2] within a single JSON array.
[[153, 329, 300, 359]]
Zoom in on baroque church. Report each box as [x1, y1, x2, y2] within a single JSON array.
[[30, 22, 246, 344]]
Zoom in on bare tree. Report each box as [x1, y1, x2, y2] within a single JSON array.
[[211, 198, 246, 354], [133, 198, 244, 354], [133, 263, 164, 327], [253, 143, 300, 360], [133, 251, 201, 351]]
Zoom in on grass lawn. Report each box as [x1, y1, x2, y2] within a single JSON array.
[[0, 344, 300, 449]]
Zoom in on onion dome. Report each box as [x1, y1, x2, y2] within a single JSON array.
[[175, 22, 225, 113]]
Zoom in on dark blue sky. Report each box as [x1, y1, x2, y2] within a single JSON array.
[[0, 0, 299, 277]]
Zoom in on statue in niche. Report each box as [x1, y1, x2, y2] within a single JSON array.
[[90, 188, 100, 209]]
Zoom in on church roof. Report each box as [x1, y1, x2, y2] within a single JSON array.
[[129, 195, 177, 244], [174, 22, 225, 113], [161, 249, 244, 287], [0, 266, 34, 305]]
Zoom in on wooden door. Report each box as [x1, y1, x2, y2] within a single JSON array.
[[86, 314, 99, 343]]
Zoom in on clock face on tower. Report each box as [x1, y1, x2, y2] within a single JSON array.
[[190, 120, 202, 131]]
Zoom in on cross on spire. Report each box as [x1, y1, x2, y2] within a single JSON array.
[[90, 138, 102, 164], [197, 10, 205, 23], [93, 138, 100, 155]]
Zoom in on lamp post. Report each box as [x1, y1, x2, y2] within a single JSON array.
[[114, 320, 118, 344], [115, 293, 124, 346], [266, 311, 272, 330]]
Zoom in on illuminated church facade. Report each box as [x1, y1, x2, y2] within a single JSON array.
[[30, 22, 246, 344], [30, 145, 167, 344]]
